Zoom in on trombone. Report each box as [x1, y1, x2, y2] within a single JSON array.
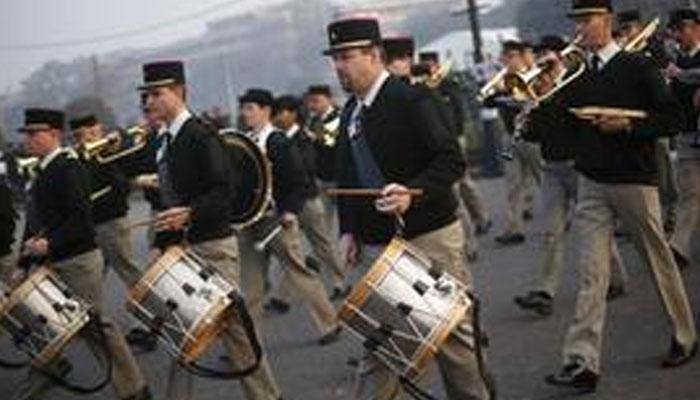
[[80, 125, 150, 164], [623, 17, 660, 53]]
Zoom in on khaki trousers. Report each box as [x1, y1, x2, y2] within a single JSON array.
[[184, 235, 281, 400], [454, 184, 478, 260], [502, 141, 540, 235], [297, 196, 346, 289], [670, 159, 700, 262], [562, 176, 697, 373], [95, 217, 142, 288], [457, 171, 491, 227], [22, 249, 147, 400], [354, 221, 492, 400], [239, 215, 338, 336], [533, 163, 628, 297]]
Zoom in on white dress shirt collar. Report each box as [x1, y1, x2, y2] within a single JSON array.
[[358, 69, 390, 108], [166, 108, 192, 141], [591, 40, 621, 69], [251, 122, 275, 154], [285, 123, 300, 139]]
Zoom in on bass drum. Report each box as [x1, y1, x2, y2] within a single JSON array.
[[219, 129, 273, 229]]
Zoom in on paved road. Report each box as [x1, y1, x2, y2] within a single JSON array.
[[1, 176, 698, 400]]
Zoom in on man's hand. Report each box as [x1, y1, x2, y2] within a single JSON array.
[[375, 183, 413, 215], [280, 212, 297, 229], [665, 63, 682, 79], [9, 268, 27, 288], [24, 237, 49, 257], [591, 115, 633, 134], [155, 207, 191, 231], [340, 233, 361, 268]]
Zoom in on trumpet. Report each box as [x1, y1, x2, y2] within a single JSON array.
[[477, 67, 509, 102], [624, 17, 660, 53], [16, 156, 39, 180], [308, 115, 340, 148], [414, 60, 454, 89], [80, 125, 150, 164]]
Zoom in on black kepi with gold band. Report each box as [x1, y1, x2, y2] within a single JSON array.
[[138, 60, 185, 90], [669, 8, 700, 29], [567, 0, 612, 17], [323, 18, 381, 55], [68, 114, 98, 132], [382, 36, 415, 60], [18, 108, 65, 132]]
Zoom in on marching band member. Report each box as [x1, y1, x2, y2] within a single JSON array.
[[68, 115, 142, 287], [273, 95, 349, 300], [140, 61, 282, 400], [0, 173, 15, 282], [304, 84, 341, 214], [544, 0, 697, 391], [513, 35, 628, 317], [667, 8, 700, 269], [237, 88, 342, 345], [325, 17, 493, 400], [14, 108, 151, 400]]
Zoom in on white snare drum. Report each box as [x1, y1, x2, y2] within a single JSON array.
[[338, 238, 472, 379], [127, 246, 237, 363], [0, 267, 91, 367]]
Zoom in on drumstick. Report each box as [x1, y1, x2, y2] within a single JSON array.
[[255, 225, 283, 252], [324, 188, 424, 197]]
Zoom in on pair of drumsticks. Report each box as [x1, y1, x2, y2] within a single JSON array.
[[126, 188, 423, 231]]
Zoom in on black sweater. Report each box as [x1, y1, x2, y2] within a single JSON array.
[[337, 76, 465, 245], [82, 157, 130, 225], [25, 151, 97, 262], [554, 50, 682, 185], [670, 50, 700, 132], [0, 180, 15, 257]]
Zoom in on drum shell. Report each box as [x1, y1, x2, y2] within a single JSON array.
[[127, 247, 236, 363], [0, 268, 91, 366]]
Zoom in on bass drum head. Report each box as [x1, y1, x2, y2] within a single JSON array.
[[220, 129, 272, 229]]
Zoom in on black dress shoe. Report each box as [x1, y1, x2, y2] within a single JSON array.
[[671, 247, 690, 270], [126, 328, 158, 352], [514, 291, 553, 316], [662, 338, 697, 368], [305, 255, 321, 273], [264, 297, 291, 314], [495, 232, 525, 246], [475, 219, 492, 236], [606, 284, 626, 302], [545, 362, 598, 392]]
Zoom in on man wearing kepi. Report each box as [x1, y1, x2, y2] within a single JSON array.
[[544, 0, 697, 392], [139, 61, 282, 400], [325, 17, 493, 400], [14, 108, 151, 400]]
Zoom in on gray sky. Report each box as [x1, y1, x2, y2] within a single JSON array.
[[0, 0, 288, 93]]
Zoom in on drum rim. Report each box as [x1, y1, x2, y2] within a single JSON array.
[[339, 238, 427, 322], [128, 246, 185, 303], [0, 267, 91, 367], [180, 298, 232, 363], [127, 246, 233, 362], [219, 129, 274, 229]]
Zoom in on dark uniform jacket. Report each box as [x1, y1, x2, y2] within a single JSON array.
[[81, 156, 130, 225], [120, 127, 162, 210], [670, 49, 700, 133], [155, 117, 233, 248], [0, 180, 15, 257], [337, 75, 466, 245], [264, 130, 316, 214], [25, 150, 97, 262], [547, 50, 682, 186], [287, 125, 320, 195]]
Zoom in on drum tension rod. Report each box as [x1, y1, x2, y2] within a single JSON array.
[[165, 299, 178, 311], [182, 283, 195, 296], [412, 281, 429, 296], [427, 266, 443, 281], [397, 302, 413, 316]]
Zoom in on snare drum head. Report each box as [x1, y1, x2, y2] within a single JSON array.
[[220, 129, 273, 228]]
